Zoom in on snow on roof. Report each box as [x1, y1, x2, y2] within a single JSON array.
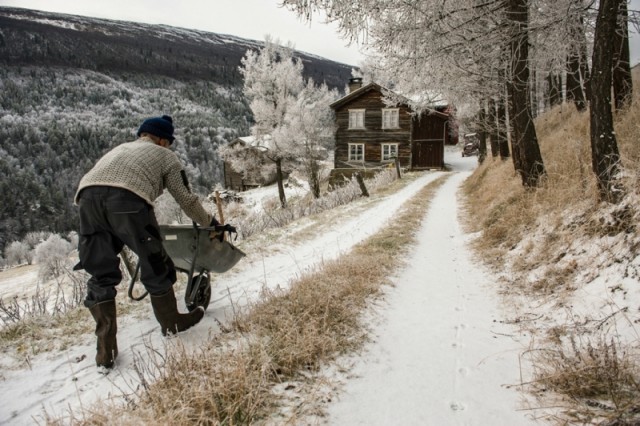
[[234, 135, 273, 151], [331, 81, 450, 112]]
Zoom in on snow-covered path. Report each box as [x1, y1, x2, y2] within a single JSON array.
[[327, 169, 538, 425]]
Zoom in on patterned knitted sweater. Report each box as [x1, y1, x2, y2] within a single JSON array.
[[75, 137, 211, 226]]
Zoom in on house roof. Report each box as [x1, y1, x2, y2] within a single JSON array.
[[230, 135, 273, 151], [330, 82, 449, 119], [330, 82, 396, 110]]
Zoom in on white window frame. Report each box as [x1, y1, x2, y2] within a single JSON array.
[[381, 143, 399, 161], [348, 109, 366, 129], [348, 143, 364, 161], [382, 108, 399, 129]]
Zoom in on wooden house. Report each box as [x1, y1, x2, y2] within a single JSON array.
[[330, 78, 457, 173]]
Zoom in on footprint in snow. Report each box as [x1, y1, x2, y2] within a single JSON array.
[[450, 401, 467, 411]]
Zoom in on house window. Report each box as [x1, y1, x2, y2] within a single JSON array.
[[349, 143, 364, 161], [382, 143, 398, 161], [349, 109, 365, 129], [382, 108, 399, 129]]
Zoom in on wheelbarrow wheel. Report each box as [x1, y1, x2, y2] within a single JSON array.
[[185, 274, 211, 312]]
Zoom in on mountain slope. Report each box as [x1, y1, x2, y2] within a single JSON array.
[[0, 7, 354, 88], [0, 7, 354, 251]]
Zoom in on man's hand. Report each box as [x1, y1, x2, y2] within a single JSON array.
[[209, 224, 237, 241]]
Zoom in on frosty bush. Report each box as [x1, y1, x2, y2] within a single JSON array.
[[67, 231, 79, 249], [35, 233, 74, 279], [4, 241, 31, 266], [234, 168, 397, 240], [155, 193, 186, 225], [23, 231, 52, 250]]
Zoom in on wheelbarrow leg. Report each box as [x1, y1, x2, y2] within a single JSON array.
[[185, 270, 212, 312]]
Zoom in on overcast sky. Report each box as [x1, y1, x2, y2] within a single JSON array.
[[0, 0, 639, 66]]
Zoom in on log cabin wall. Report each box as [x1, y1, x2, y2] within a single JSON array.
[[333, 88, 412, 168]]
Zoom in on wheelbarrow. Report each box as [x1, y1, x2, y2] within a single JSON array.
[[127, 223, 245, 311]]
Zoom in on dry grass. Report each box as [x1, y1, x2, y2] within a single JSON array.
[[0, 266, 144, 367], [462, 86, 640, 423], [52, 174, 447, 425], [463, 92, 640, 295], [527, 334, 640, 425]]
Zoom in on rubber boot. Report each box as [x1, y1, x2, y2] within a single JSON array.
[[150, 287, 204, 336], [88, 300, 118, 368]]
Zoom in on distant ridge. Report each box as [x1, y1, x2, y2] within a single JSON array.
[[0, 6, 354, 90]]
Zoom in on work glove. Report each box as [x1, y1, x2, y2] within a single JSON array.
[[209, 223, 237, 242]]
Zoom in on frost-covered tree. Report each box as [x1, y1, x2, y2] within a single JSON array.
[[238, 36, 305, 208], [223, 36, 338, 204], [23, 231, 52, 251], [4, 240, 30, 266], [279, 79, 337, 198]]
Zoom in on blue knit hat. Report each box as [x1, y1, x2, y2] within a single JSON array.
[[137, 115, 175, 144]]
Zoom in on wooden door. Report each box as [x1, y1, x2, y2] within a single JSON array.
[[412, 140, 444, 169]]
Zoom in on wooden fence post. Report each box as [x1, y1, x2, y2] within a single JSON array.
[[355, 172, 369, 197], [215, 190, 226, 241]]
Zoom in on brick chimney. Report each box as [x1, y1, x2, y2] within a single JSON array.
[[348, 77, 363, 93]]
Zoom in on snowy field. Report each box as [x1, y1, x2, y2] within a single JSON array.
[[0, 149, 546, 425]]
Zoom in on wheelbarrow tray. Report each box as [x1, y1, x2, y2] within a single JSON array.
[[159, 224, 245, 274]]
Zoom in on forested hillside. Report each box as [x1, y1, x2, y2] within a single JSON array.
[[0, 7, 354, 251]]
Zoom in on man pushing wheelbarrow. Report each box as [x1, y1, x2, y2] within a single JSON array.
[[73, 115, 241, 370]]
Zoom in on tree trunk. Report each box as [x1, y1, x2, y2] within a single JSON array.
[[497, 96, 510, 160], [307, 158, 321, 198], [567, 16, 588, 112], [567, 48, 587, 111], [579, 15, 592, 103], [547, 72, 561, 108], [506, 0, 545, 187], [612, 0, 632, 110], [477, 105, 488, 164], [488, 98, 499, 157], [530, 68, 538, 118], [590, 0, 623, 203], [275, 158, 287, 208]]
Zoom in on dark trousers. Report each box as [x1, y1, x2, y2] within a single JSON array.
[[76, 186, 176, 307]]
